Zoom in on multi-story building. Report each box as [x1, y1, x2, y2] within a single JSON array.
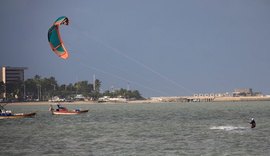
[[0, 66, 27, 98], [1, 66, 27, 84]]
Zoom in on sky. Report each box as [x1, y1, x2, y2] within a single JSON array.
[[1, 0, 270, 97]]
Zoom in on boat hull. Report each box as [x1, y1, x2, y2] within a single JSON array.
[[52, 110, 88, 115], [0, 112, 36, 119]]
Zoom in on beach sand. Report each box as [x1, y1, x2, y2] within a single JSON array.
[[5, 96, 270, 106]]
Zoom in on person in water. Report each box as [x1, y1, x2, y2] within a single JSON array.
[[250, 118, 256, 128]]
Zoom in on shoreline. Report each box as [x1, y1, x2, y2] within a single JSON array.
[[4, 96, 270, 106]]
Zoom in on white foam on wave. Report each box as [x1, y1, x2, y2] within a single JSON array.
[[210, 126, 247, 131]]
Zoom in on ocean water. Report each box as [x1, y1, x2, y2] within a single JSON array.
[[0, 102, 270, 156]]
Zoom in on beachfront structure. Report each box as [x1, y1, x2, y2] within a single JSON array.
[[1, 66, 27, 84], [233, 88, 253, 97], [0, 66, 27, 98]]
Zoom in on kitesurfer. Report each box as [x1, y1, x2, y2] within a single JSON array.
[[250, 118, 256, 128]]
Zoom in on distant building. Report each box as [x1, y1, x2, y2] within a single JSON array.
[[74, 94, 85, 101], [233, 88, 253, 97], [1, 66, 27, 98], [1, 66, 27, 84]]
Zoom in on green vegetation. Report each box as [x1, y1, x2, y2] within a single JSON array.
[[0, 75, 144, 102]]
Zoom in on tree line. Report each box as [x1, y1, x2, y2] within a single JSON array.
[[0, 75, 144, 102]]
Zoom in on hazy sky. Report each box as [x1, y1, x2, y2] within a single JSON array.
[[1, 0, 270, 97]]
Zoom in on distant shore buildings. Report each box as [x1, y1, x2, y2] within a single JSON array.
[[150, 88, 266, 103], [1, 66, 27, 98], [232, 88, 262, 97], [1, 66, 269, 103]]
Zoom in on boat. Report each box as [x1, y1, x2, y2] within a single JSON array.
[[0, 104, 36, 119], [0, 112, 36, 119], [49, 104, 88, 115]]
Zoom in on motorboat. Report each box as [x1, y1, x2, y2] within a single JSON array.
[[49, 104, 88, 115], [0, 104, 36, 119]]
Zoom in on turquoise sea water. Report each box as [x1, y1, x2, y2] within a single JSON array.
[[0, 102, 270, 156]]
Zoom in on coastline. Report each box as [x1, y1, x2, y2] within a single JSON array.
[[4, 96, 270, 106], [213, 96, 270, 102]]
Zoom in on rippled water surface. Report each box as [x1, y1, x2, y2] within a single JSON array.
[[0, 102, 270, 156]]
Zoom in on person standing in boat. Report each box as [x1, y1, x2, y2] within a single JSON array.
[[56, 104, 67, 111], [250, 118, 256, 128], [57, 104, 64, 109]]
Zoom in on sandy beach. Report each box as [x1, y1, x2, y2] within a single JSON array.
[[5, 96, 270, 106], [7, 101, 97, 106]]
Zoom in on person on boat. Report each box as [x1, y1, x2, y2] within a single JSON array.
[[57, 104, 64, 109], [56, 104, 67, 111], [49, 105, 54, 111], [250, 118, 256, 128]]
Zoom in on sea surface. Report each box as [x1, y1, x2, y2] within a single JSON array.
[[0, 102, 270, 156]]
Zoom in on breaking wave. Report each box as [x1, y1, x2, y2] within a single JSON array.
[[210, 126, 247, 131]]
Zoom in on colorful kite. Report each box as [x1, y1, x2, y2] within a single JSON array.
[[48, 16, 69, 59]]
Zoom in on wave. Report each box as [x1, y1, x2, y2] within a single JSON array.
[[210, 126, 247, 131]]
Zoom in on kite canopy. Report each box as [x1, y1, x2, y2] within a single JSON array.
[[48, 16, 69, 59]]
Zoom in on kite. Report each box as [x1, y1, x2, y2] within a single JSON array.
[[48, 16, 69, 59]]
